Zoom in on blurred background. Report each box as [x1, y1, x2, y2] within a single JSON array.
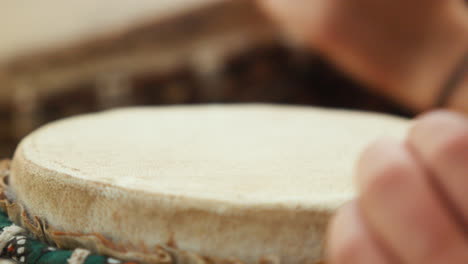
[[0, 0, 412, 158]]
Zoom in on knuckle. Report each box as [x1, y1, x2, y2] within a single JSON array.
[[357, 139, 413, 194], [365, 155, 411, 195], [410, 110, 468, 167], [429, 130, 468, 164], [329, 229, 364, 264], [359, 139, 394, 167]]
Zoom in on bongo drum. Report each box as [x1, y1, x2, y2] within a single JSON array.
[[0, 104, 409, 264], [0, 0, 410, 160]]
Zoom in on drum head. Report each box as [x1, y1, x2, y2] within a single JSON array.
[[8, 104, 409, 263]]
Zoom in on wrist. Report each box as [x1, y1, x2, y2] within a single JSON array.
[[447, 70, 468, 114], [366, 4, 468, 113], [398, 10, 468, 112]]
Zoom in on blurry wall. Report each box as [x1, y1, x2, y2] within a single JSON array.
[[0, 45, 410, 157], [0, 0, 412, 158]]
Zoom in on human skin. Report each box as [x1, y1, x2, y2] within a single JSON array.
[[328, 111, 468, 264], [258, 0, 468, 114], [258, 1, 468, 263]]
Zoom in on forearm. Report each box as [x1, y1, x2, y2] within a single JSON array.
[[444, 54, 468, 114], [259, 0, 468, 114], [366, 12, 468, 113]]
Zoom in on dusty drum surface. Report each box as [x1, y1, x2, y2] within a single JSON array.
[[6, 104, 409, 263]]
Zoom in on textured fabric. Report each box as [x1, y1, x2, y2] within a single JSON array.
[[0, 210, 135, 264], [0, 157, 328, 264]]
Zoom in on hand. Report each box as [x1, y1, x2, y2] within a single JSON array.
[[258, 0, 468, 113], [327, 110, 468, 263]]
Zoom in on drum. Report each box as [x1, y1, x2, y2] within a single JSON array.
[[0, 0, 409, 159], [0, 104, 409, 264]]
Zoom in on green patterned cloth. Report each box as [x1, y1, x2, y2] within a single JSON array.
[[0, 210, 136, 264]]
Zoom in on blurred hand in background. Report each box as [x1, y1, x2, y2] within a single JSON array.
[[259, 0, 468, 113], [259, 1, 468, 264]]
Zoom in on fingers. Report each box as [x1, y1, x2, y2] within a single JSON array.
[[327, 201, 393, 264], [408, 111, 468, 225], [356, 139, 468, 264]]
